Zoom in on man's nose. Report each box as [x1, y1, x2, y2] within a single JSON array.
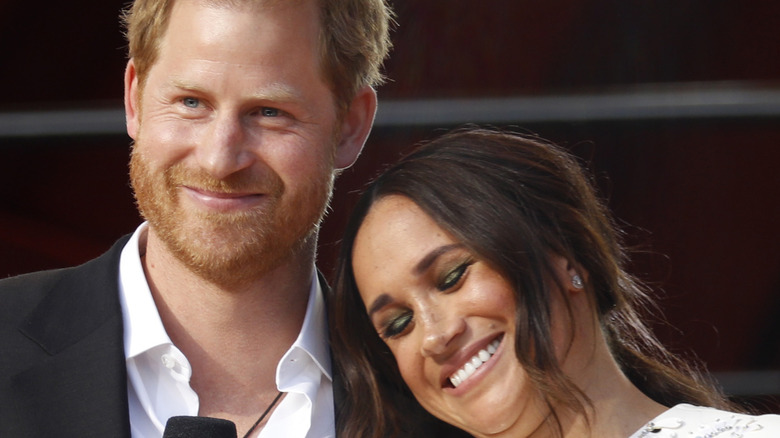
[[196, 114, 255, 179]]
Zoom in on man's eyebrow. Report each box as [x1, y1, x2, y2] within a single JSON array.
[[168, 78, 204, 93], [247, 82, 302, 102], [168, 78, 301, 102]]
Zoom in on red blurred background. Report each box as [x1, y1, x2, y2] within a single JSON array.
[[1, 0, 778, 411]]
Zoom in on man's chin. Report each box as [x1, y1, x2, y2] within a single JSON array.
[[149, 213, 310, 287], [167, 236, 271, 286]]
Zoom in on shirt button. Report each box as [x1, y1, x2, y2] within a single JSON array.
[[161, 353, 176, 369]]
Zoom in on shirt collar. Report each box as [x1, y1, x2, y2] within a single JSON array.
[[118, 222, 332, 381], [277, 272, 333, 386], [118, 222, 174, 360]]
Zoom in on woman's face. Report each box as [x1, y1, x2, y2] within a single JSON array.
[[351, 195, 551, 436]]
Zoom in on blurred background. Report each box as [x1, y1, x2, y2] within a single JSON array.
[[1, 0, 778, 411]]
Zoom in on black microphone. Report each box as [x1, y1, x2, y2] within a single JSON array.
[[162, 416, 238, 438]]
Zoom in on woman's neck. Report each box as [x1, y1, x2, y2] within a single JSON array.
[[555, 324, 668, 438]]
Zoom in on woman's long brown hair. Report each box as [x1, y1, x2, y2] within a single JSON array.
[[329, 128, 731, 437]]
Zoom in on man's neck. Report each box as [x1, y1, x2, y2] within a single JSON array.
[[139, 227, 314, 433]]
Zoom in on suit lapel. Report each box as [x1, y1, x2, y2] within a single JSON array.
[[317, 272, 346, 420], [9, 236, 132, 437]]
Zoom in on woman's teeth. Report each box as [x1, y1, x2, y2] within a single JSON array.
[[449, 338, 500, 388]]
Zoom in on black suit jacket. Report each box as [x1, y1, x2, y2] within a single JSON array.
[[0, 235, 355, 437], [0, 235, 466, 438], [0, 236, 132, 437]]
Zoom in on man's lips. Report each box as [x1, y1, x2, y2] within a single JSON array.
[[182, 186, 267, 211]]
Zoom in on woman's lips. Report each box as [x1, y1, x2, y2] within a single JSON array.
[[448, 337, 501, 388], [440, 333, 504, 390]]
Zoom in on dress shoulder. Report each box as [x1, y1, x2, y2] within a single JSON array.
[[629, 404, 780, 438]]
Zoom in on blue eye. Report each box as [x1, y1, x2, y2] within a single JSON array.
[[182, 97, 199, 108], [261, 107, 279, 117]]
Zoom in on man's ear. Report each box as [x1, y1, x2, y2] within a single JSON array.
[[334, 85, 377, 169], [124, 59, 140, 140]]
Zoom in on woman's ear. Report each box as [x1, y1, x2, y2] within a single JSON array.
[[551, 255, 588, 293], [566, 259, 588, 292]]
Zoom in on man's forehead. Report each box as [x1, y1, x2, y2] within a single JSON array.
[[195, 0, 310, 11]]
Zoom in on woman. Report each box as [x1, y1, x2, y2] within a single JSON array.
[[329, 128, 780, 437]]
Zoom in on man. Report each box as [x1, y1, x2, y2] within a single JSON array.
[[0, 0, 391, 436]]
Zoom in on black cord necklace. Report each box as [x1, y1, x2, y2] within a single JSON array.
[[242, 391, 284, 438]]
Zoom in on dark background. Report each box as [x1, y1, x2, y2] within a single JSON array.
[[1, 1, 779, 411]]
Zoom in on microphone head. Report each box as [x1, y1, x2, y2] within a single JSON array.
[[162, 416, 238, 438]]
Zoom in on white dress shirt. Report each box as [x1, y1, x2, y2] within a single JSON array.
[[118, 223, 335, 438]]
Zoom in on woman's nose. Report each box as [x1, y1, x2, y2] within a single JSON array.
[[420, 307, 466, 358]]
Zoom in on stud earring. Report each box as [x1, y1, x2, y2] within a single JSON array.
[[571, 274, 584, 290]]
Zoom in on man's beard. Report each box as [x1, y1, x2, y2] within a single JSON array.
[[128, 143, 335, 288]]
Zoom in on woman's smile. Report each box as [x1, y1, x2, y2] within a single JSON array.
[[444, 335, 502, 390], [352, 195, 539, 436]]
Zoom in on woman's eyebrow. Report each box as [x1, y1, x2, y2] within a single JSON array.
[[366, 244, 465, 317], [414, 243, 464, 275], [367, 294, 393, 317]]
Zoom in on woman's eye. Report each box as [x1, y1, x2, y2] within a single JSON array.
[[438, 262, 470, 291], [261, 107, 279, 117], [182, 97, 200, 108], [382, 312, 413, 338]]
